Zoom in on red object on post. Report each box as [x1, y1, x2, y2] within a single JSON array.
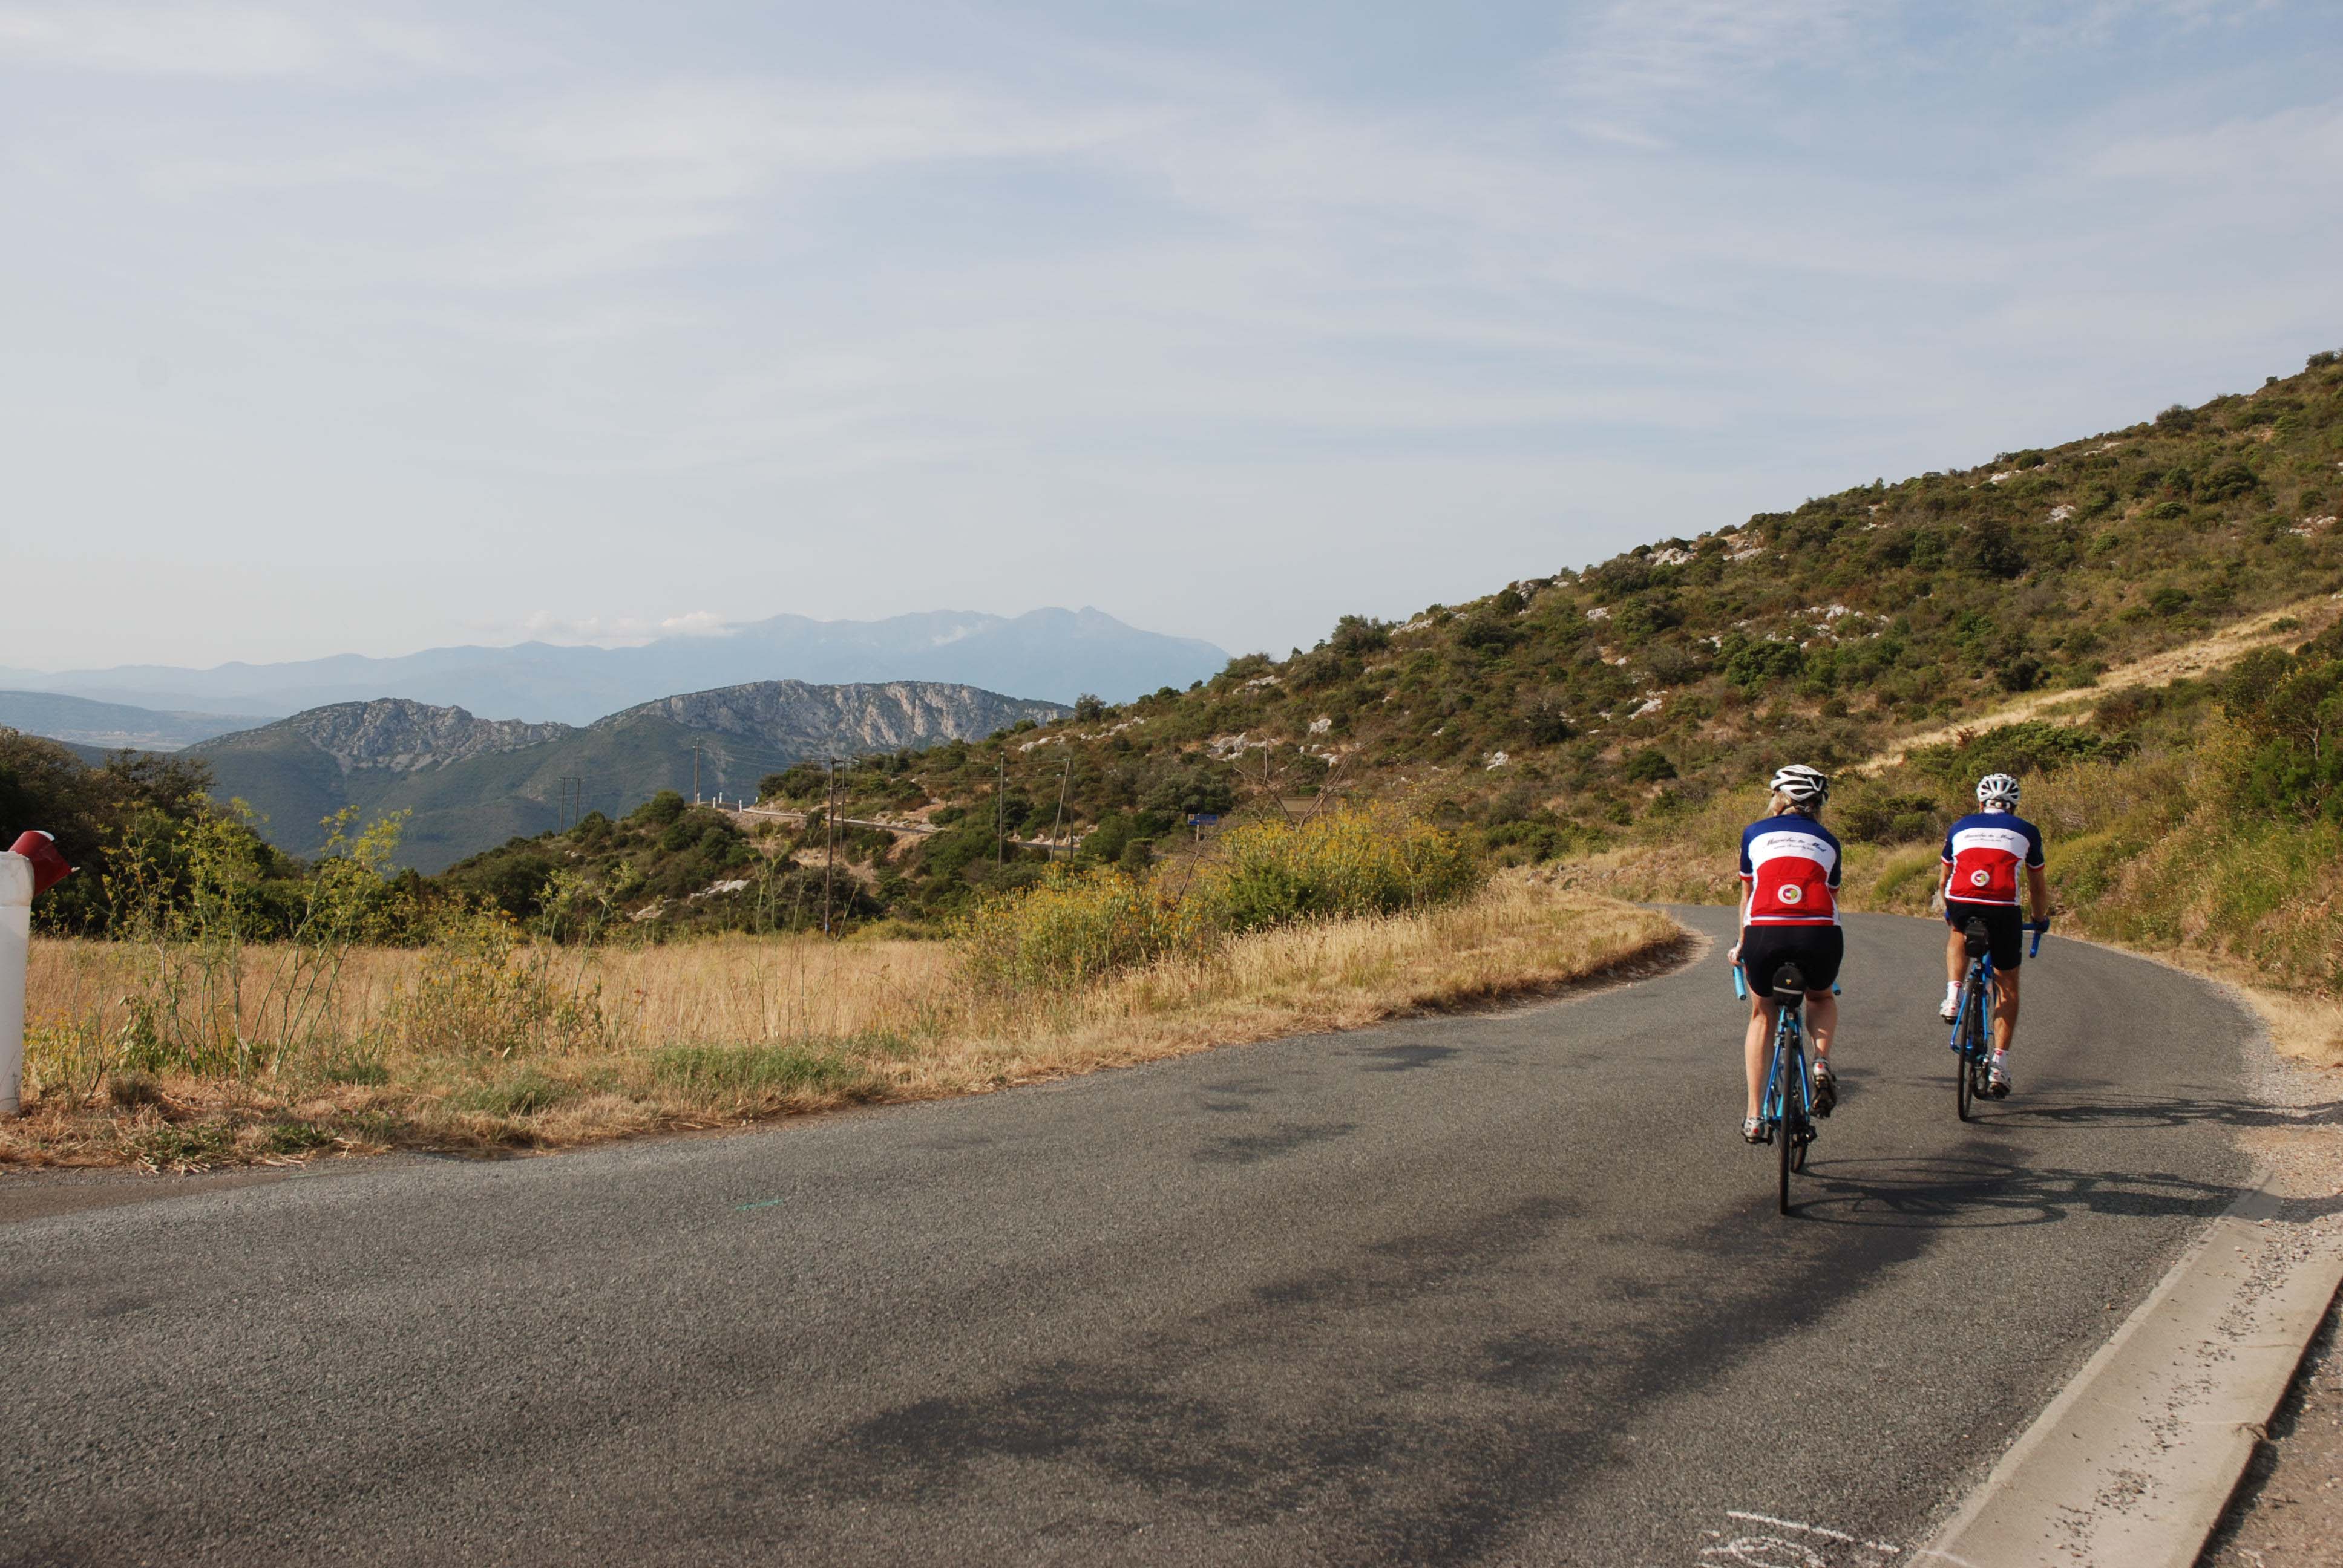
[[10, 831, 71, 897]]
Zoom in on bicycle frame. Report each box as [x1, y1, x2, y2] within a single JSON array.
[[1761, 1008, 1810, 1133], [1732, 964, 1815, 1138], [1948, 924, 2046, 1056]]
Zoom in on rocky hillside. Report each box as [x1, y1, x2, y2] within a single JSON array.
[[609, 681, 1061, 755], [192, 681, 1067, 871], [509, 346, 2339, 932], [281, 699, 572, 773]]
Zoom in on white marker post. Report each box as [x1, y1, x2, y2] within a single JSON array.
[[1, 831, 72, 1118]]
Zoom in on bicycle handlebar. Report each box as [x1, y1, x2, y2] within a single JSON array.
[[2028, 918, 2049, 959]]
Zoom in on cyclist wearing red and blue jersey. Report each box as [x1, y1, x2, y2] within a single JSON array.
[[1938, 773, 2050, 1095], [1732, 765, 1843, 1142]]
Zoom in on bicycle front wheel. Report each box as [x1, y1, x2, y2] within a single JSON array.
[[1955, 984, 1979, 1122]]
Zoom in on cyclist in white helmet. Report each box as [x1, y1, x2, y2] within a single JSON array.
[[1732, 764, 1844, 1142], [1938, 772, 2050, 1095]]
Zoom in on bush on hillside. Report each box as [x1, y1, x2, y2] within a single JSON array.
[[958, 864, 1196, 993], [2222, 635, 2343, 819], [1906, 721, 2126, 790], [1187, 806, 1484, 935], [957, 806, 1483, 991]]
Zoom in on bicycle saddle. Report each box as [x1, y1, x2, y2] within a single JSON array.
[[1769, 962, 1808, 1004], [1962, 917, 1990, 958]]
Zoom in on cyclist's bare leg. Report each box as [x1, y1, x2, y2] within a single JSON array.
[[1744, 996, 1777, 1119], [1944, 924, 1967, 985], [1993, 966, 2020, 1054], [1806, 991, 1837, 1063]]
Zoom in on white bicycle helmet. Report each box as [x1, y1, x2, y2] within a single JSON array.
[[1976, 773, 2021, 808], [1770, 763, 1830, 807]]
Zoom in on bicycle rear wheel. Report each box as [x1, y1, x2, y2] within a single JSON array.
[[1776, 1044, 1796, 1215]]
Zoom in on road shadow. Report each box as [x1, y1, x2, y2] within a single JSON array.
[[1967, 1089, 2343, 1132], [1788, 1154, 2343, 1230]]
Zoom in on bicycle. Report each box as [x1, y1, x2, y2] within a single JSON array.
[[1950, 916, 2047, 1121], [1734, 959, 1821, 1215]]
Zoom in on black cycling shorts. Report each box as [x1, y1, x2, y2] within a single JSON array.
[[1737, 924, 1844, 996], [1945, 900, 2026, 970]]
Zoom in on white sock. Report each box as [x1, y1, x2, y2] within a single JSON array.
[[1990, 1048, 2007, 1066]]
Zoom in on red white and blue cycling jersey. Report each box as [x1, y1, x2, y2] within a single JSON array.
[[1739, 813, 1843, 927], [1939, 810, 2046, 906]]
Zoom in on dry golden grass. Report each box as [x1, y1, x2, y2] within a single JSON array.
[[2, 878, 1679, 1171]]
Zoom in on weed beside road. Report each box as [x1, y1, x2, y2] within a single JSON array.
[[2, 874, 1675, 1171]]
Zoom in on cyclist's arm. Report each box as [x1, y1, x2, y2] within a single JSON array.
[[2026, 864, 2050, 925]]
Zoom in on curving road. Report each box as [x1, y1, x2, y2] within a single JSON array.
[[1, 907, 2266, 1566]]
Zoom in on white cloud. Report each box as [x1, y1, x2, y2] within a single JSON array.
[[1545, 0, 1888, 138], [2086, 102, 2343, 181], [509, 609, 739, 648]]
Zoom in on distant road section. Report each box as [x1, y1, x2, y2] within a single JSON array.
[[2, 908, 2256, 1564]]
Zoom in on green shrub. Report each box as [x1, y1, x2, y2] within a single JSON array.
[[1907, 720, 2124, 786], [958, 806, 1483, 991], [452, 1070, 570, 1117], [1188, 806, 1484, 935], [396, 905, 605, 1057], [1623, 748, 1677, 783], [958, 864, 1197, 993], [650, 1042, 883, 1101]]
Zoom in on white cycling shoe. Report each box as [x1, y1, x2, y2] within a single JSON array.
[[1938, 984, 1960, 1022]]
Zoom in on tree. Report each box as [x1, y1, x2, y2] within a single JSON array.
[[1622, 748, 1677, 783], [1327, 615, 1392, 656], [1072, 693, 1108, 722]]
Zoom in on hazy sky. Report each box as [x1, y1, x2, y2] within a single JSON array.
[[3, 1, 2338, 671]]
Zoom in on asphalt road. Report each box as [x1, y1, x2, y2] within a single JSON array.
[[2, 907, 2266, 1567]]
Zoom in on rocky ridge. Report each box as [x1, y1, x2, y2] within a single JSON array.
[[285, 699, 572, 774], [602, 681, 1066, 753]]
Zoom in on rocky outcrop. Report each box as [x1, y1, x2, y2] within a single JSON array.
[[601, 681, 1066, 752], [283, 699, 573, 774]]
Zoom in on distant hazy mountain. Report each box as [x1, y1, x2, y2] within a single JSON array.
[[192, 682, 1066, 872], [7, 607, 1225, 724], [0, 690, 269, 752]]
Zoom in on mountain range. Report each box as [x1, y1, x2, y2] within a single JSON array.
[[0, 690, 269, 753], [0, 607, 1225, 724], [192, 681, 1066, 872]]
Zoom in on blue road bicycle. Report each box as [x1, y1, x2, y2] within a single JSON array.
[[1950, 916, 2048, 1122], [1734, 959, 1824, 1215]]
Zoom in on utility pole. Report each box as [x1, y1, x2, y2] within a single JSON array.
[[996, 752, 1007, 864], [821, 756, 837, 936], [692, 743, 702, 804], [1048, 751, 1072, 859]]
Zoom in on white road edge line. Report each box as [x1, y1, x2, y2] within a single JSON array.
[[1915, 1171, 2343, 1568]]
